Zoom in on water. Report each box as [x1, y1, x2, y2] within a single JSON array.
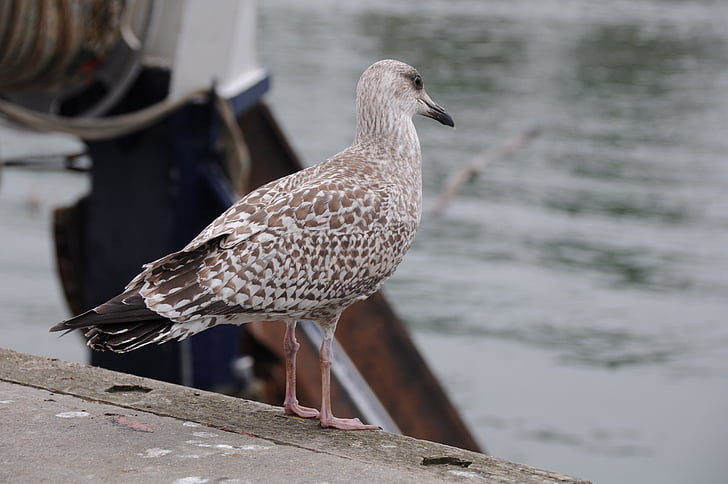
[[257, 1, 728, 482], [2, 1, 728, 482], [0, 129, 89, 363]]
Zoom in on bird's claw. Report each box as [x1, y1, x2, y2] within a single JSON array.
[[319, 416, 379, 430], [284, 401, 320, 419]]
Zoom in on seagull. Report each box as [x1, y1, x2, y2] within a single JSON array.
[[50, 59, 454, 430]]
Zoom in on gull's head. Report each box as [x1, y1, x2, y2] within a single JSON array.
[[355, 59, 454, 139]]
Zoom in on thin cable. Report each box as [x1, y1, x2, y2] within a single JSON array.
[[0, 88, 208, 140]]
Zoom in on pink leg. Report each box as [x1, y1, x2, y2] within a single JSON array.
[[282, 321, 319, 418], [318, 323, 378, 430]]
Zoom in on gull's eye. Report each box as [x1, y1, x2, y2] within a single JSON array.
[[412, 75, 423, 90]]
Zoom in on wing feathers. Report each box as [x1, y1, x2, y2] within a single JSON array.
[[50, 174, 401, 353]]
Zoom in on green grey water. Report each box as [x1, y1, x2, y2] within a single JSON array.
[[257, 1, 728, 483], [1, 1, 727, 483]]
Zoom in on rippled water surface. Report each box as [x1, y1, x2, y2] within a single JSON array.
[[2, 1, 728, 483], [257, 1, 728, 482]]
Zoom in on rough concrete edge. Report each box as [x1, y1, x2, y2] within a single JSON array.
[[0, 348, 590, 483]]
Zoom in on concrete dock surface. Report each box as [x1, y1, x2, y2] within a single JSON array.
[[0, 348, 590, 483]]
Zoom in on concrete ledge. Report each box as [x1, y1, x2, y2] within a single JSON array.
[[0, 348, 590, 483]]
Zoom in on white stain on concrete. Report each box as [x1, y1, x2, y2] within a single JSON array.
[[55, 411, 90, 418], [173, 479, 249, 484], [237, 445, 272, 451], [0, 400, 14, 404], [185, 440, 272, 452], [173, 477, 208, 484], [448, 470, 485, 479], [183, 421, 202, 427], [192, 431, 218, 439], [212, 444, 234, 450], [139, 448, 172, 458]]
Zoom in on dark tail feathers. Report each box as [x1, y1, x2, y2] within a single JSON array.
[[50, 291, 174, 353]]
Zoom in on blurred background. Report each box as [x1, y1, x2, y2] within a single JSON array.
[[2, 1, 728, 483]]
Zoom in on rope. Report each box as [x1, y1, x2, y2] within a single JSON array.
[[0, 0, 123, 91], [0, 88, 209, 140], [0, 88, 253, 200], [0, 1, 252, 192], [214, 92, 251, 196]]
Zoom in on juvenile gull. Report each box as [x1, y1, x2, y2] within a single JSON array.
[[50, 59, 454, 430]]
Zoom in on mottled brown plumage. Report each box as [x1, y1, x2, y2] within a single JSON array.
[[50, 59, 454, 429]]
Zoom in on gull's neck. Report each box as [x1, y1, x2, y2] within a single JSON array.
[[350, 107, 423, 221], [353, 111, 421, 166]]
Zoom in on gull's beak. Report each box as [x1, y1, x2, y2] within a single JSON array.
[[419, 93, 455, 127]]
